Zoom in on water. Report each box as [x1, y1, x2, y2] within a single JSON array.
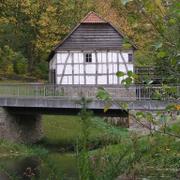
[[0, 153, 78, 180]]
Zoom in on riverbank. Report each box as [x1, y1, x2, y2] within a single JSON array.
[[0, 140, 48, 158], [0, 115, 180, 179], [0, 115, 129, 179]]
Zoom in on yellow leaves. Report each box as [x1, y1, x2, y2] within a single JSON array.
[[19, 0, 31, 15], [46, 5, 57, 13], [29, 18, 37, 27], [154, 0, 166, 16], [20, 0, 31, 8], [0, 17, 9, 24], [37, 5, 57, 27], [6, 64, 14, 75], [35, 4, 62, 54], [9, 17, 17, 24], [38, 16, 49, 27], [176, 105, 180, 111]]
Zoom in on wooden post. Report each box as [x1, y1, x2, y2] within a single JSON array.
[[117, 52, 120, 84], [83, 51, 86, 85], [60, 52, 71, 84], [119, 51, 128, 73], [95, 51, 98, 85], [72, 52, 74, 85], [106, 51, 109, 84], [55, 54, 58, 84], [112, 52, 114, 84]]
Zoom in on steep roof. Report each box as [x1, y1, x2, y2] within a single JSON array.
[[48, 12, 137, 61], [56, 23, 124, 50]]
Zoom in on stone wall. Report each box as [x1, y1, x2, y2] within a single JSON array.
[[104, 115, 129, 128], [0, 107, 43, 143]]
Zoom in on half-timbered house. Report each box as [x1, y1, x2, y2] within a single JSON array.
[[48, 12, 137, 85]]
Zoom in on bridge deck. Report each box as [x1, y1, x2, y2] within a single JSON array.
[[0, 84, 179, 110]]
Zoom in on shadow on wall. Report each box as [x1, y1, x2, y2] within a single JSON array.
[[0, 107, 43, 144]]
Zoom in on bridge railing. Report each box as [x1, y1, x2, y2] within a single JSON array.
[[0, 84, 179, 101]]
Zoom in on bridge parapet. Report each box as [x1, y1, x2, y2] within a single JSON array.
[[0, 84, 179, 101]]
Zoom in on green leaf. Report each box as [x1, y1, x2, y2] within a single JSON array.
[[127, 71, 133, 77], [154, 42, 163, 50], [165, 104, 176, 111], [125, 77, 132, 85], [121, 102, 128, 110], [104, 103, 112, 112], [96, 88, 111, 101], [136, 112, 145, 118], [157, 51, 167, 58], [122, 43, 132, 49], [169, 18, 176, 25], [171, 58, 177, 65], [146, 112, 153, 122], [121, 77, 133, 88], [116, 71, 125, 77]]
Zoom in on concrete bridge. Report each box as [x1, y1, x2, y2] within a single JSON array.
[[0, 84, 179, 143]]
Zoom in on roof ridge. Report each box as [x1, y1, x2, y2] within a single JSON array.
[[81, 11, 106, 23]]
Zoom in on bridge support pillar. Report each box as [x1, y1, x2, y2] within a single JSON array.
[[0, 107, 43, 143], [104, 112, 129, 128]]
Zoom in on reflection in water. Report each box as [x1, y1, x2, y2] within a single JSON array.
[[0, 153, 78, 179], [0, 156, 40, 180]]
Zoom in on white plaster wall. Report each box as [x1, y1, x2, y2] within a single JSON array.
[[86, 64, 96, 74], [98, 75, 107, 84], [53, 51, 134, 85], [49, 54, 57, 70]]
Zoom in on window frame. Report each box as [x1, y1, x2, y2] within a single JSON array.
[[128, 53, 133, 63], [84, 52, 92, 63]]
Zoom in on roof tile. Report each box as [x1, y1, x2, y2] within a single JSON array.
[[81, 12, 106, 23]]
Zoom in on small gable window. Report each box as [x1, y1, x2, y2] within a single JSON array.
[[85, 53, 92, 63], [128, 54, 133, 63]]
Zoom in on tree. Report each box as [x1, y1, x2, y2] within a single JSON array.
[[0, 45, 27, 75]]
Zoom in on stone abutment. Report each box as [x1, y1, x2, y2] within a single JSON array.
[[0, 107, 43, 143]]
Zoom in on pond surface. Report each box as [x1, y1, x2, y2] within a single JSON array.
[[0, 152, 78, 180]]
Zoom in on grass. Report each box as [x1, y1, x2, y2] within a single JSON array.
[[42, 115, 81, 145], [87, 131, 180, 179], [0, 140, 48, 158], [41, 115, 129, 151]]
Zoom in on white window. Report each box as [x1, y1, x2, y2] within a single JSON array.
[[128, 54, 133, 63], [85, 53, 92, 63]]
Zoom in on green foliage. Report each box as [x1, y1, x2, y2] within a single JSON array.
[[0, 46, 28, 75], [33, 62, 48, 79], [116, 71, 125, 77], [87, 132, 180, 179], [153, 1, 180, 84], [0, 0, 94, 79], [96, 87, 111, 101], [116, 70, 137, 87], [151, 84, 179, 100], [0, 139, 48, 158]]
